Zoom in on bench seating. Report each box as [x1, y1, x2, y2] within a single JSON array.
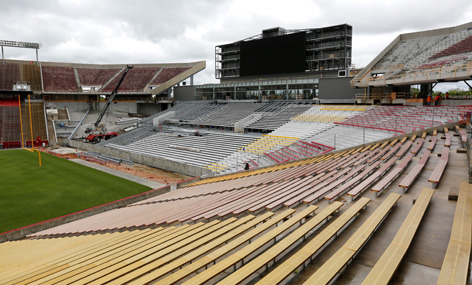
[[106, 211, 279, 284], [252, 198, 372, 285], [395, 139, 413, 158], [444, 127, 451, 147], [362, 188, 434, 284], [303, 166, 362, 204], [455, 125, 467, 144], [156, 209, 297, 285], [381, 142, 402, 161], [348, 156, 398, 200], [428, 147, 450, 188], [325, 161, 382, 202], [182, 202, 344, 285], [372, 153, 414, 195], [427, 132, 437, 151], [398, 150, 431, 191], [437, 183, 472, 285], [5, 222, 211, 284], [69, 215, 262, 284], [2, 230, 152, 283], [302, 193, 401, 285], [36, 219, 235, 284]]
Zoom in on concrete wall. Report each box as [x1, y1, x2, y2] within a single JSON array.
[[319, 77, 357, 101], [174, 85, 196, 101], [137, 103, 164, 116], [69, 140, 213, 177]]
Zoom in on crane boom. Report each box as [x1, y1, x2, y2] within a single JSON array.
[[94, 65, 134, 128]]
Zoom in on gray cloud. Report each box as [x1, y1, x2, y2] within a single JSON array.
[[1, 0, 471, 86]]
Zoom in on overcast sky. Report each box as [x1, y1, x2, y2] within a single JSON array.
[[1, 0, 471, 91]]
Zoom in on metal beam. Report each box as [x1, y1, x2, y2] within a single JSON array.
[[464, 80, 472, 89]]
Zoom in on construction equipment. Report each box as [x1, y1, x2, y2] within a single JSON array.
[[84, 65, 133, 143], [94, 65, 134, 128]]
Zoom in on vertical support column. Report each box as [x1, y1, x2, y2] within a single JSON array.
[[1, 45, 4, 65], [190, 75, 194, 86], [36, 48, 39, 65]]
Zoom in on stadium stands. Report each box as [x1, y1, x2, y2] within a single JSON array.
[[352, 21, 472, 88], [42, 66, 79, 92], [151, 67, 192, 84], [103, 102, 472, 176], [76, 67, 122, 88], [101, 67, 163, 92], [1, 122, 470, 284], [0, 63, 20, 90], [0, 60, 205, 97]]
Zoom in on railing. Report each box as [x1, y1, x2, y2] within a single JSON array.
[[352, 61, 472, 87], [355, 92, 408, 101]]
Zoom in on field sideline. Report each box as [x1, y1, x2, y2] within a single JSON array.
[[0, 149, 152, 233]]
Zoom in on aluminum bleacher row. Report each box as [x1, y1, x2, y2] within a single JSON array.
[[107, 131, 257, 168], [3, 126, 471, 284]]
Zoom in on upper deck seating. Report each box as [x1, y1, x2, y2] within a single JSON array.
[[0, 63, 20, 90], [42, 66, 79, 92], [151, 67, 192, 84], [101, 67, 162, 92], [431, 35, 472, 59], [77, 68, 122, 87]]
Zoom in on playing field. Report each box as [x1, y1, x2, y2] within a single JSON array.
[[0, 149, 152, 233]]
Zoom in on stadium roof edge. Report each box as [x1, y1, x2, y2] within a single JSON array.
[[2, 58, 205, 69]]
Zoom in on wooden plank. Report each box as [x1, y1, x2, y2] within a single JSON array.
[[41, 220, 227, 284], [437, 183, 472, 285], [112, 213, 277, 285], [303, 193, 401, 285], [362, 188, 434, 285], [251, 198, 370, 285], [5, 228, 177, 284], [157, 210, 296, 285], [216, 201, 347, 285], [181, 204, 337, 285]]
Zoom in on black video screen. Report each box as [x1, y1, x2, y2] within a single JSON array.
[[240, 32, 306, 76]]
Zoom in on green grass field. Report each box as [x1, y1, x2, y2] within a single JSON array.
[[0, 149, 152, 233]]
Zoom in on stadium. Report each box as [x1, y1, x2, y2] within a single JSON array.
[[0, 18, 472, 284]]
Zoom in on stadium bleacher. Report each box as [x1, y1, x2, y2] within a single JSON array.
[[352, 22, 472, 88], [1, 121, 470, 284]]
